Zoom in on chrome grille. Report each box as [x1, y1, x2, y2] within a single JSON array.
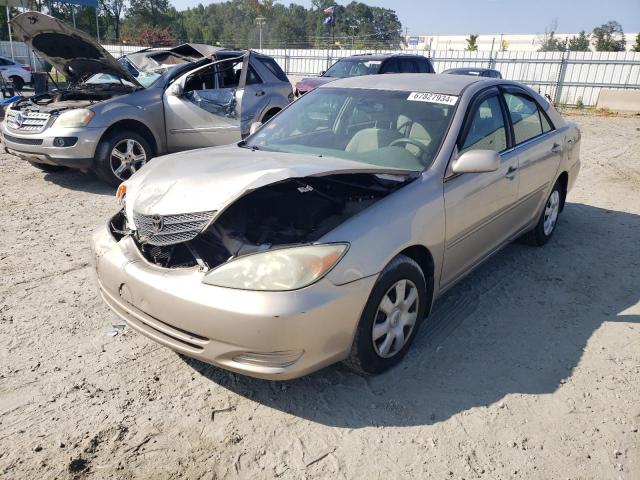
[[5, 110, 51, 133], [133, 210, 217, 246]]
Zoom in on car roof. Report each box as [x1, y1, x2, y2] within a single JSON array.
[[318, 73, 497, 95], [341, 53, 427, 61], [444, 67, 496, 73]]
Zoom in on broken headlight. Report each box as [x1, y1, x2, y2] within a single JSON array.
[[202, 243, 348, 291]]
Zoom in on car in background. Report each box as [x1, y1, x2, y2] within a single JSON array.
[[1, 12, 293, 186], [294, 53, 434, 96], [0, 55, 32, 89], [93, 74, 580, 380], [442, 67, 502, 79]]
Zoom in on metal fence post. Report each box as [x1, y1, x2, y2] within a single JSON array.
[[284, 48, 290, 75], [554, 51, 569, 106]]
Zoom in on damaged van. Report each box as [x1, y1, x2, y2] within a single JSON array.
[[1, 12, 293, 186]]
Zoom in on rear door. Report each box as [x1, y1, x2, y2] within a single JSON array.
[[441, 88, 520, 287], [163, 54, 249, 151], [501, 87, 563, 225]]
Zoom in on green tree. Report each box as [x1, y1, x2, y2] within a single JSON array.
[[100, 0, 127, 41], [592, 21, 626, 51], [127, 0, 171, 28], [465, 34, 478, 51], [539, 21, 566, 51], [568, 31, 590, 51], [632, 33, 640, 52]]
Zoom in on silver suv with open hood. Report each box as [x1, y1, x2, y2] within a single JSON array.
[[1, 12, 293, 186]]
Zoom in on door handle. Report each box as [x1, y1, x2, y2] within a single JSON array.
[[255, 90, 266, 96], [505, 165, 517, 179], [551, 142, 562, 153]]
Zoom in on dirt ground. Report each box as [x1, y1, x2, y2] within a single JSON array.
[[1, 116, 639, 480]]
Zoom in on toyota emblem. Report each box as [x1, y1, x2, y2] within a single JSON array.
[[151, 214, 164, 234]]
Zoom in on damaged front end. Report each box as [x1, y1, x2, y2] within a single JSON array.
[[109, 173, 414, 271]]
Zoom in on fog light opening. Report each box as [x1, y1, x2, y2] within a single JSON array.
[[233, 350, 304, 369], [53, 137, 78, 147]]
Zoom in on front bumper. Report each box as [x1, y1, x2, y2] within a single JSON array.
[[1, 122, 104, 169], [92, 222, 377, 380]]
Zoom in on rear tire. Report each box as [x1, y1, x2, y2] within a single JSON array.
[[9, 76, 24, 90], [93, 130, 152, 187], [28, 161, 67, 173], [345, 254, 428, 375], [520, 179, 564, 246]]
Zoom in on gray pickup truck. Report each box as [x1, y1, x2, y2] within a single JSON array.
[[1, 12, 293, 186]]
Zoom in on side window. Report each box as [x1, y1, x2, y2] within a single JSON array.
[[184, 65, 216, 91], [380, 59, 399, 74], [460, 95, 508, 154], [0, 58, 10, 66], [504, 93, 550, 144], [541, 111, 553, 133], [398, 58, 417, 73], [257, 57, 288, 82], [416, 59, 431, 73]]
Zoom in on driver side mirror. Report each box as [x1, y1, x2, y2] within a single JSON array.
[[452, 149, 500, 174], [167, 82, 184, 97], [319, 70, 325, 76], [249, 121, 262, 135]]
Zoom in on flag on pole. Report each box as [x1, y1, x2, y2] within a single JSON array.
[[323, 5, 336, 27]]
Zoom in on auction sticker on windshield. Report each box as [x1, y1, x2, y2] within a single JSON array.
[[407, 92, 459, 105]]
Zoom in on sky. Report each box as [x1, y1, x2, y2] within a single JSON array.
[[169, 0, 640, 35]]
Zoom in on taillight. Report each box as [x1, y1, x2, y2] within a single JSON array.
[[21, 66, 32, 72]]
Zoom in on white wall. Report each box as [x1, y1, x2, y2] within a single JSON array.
[[403, 33, 640, 52]]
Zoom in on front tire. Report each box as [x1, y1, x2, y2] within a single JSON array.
[[520, 180, 564, 246], [345, 254, 428, 375], [93, 130, 151, 187]]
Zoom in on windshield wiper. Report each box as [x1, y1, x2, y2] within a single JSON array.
[[238, 141, 259, 151]]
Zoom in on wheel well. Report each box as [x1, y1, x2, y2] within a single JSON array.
[[261, 107, 281, 123], [557, 171, 568, 211], [399, 245, 435, 310], [101, 120, 158, 156]]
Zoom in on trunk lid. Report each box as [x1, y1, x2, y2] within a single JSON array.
[[11, 11, 141, 86]]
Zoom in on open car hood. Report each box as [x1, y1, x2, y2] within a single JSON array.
[[125, 145, 416, 219], [11, 11, 140, 86]]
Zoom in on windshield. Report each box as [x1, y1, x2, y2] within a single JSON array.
[[323, 59, 382, 78], [246, 88, 456, 171], [83, 73, 140, 88]]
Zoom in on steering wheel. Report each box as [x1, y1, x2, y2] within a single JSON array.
[[389, 137, 429, 157]]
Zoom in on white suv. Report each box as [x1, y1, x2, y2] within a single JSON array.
[[0, 55, 32, 90]]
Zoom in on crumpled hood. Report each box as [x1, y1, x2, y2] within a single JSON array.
[[125, 145, 414, 222], [295, 76, 335, 92], [11, 11, 140, 85]]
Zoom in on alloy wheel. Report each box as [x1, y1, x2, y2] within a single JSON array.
[[110, 139, 147, 180]]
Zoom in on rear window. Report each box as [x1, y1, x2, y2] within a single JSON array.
[[257, 57, 288, 82]]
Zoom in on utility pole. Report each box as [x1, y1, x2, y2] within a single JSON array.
[[349, 25, 357, 49], [256, 16, 266, 50]]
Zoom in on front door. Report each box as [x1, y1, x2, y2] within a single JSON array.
[[163, 55, 250, 152], [441, 91, 520, 288]]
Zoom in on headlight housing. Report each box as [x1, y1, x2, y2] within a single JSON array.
[[54, 108, 95, 128], [202, 243, 348, 291]]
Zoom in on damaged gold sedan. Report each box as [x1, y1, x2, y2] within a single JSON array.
[[93, 73, 581, 379]]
